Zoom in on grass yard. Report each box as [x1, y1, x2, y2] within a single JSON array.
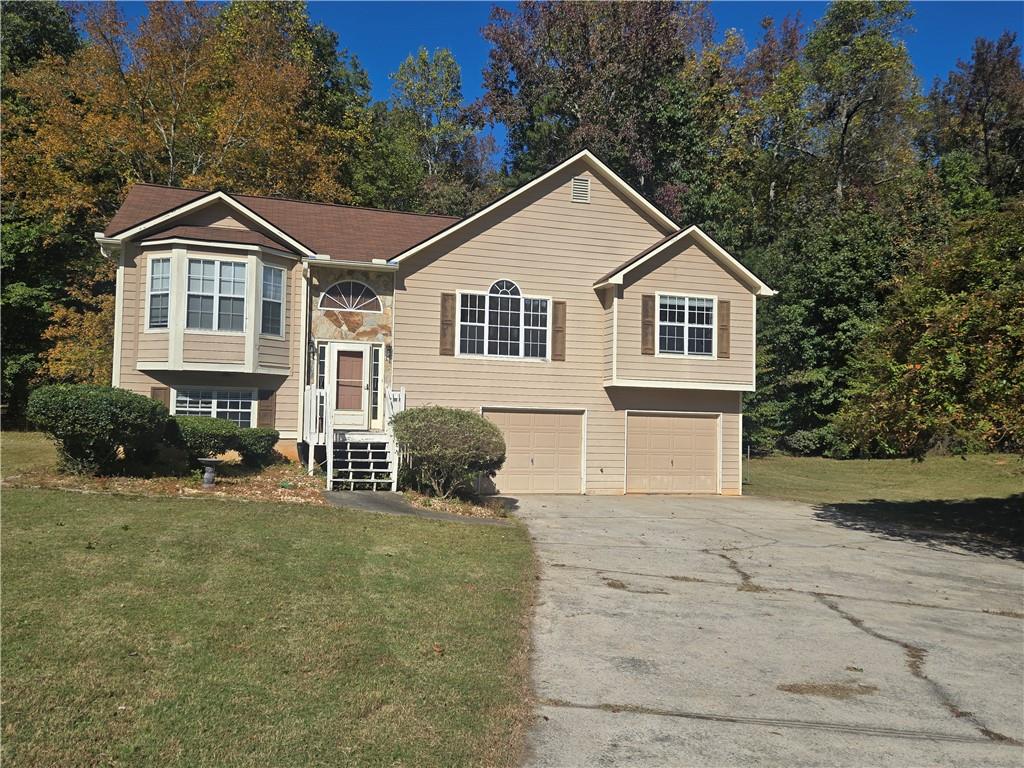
[[745, 453, 1023, 505], [1, 486, 534, 767], [746, 454, 1023, 558]]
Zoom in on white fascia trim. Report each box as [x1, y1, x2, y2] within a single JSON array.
[[605, 378, 754, 392], [388, 150, 677, 265], [139, 237, 299, 261], [595, 225, 777, 297], [305, 258, 398, 271], [137, 361, 290, 375], [107, 191, 318, 258]]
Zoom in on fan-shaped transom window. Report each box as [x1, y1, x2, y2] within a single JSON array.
[[319, 281, 382, 312], [458, 279, 549, 358]]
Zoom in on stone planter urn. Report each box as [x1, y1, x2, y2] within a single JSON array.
[[197, 457, 223, 489]]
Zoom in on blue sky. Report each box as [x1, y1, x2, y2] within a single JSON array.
[[307, 1, 1022, 153], [116, 1, 1023, 153]]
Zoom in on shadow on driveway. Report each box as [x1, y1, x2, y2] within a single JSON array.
[[814, 493, 1024, 560]]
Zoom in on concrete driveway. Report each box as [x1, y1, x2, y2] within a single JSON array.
[[514, 495, 1024, 767]]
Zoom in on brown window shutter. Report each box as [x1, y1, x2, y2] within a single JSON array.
[[551, 301, 566, 361], [439, 292, 455, 356], [150, 386, 170, 410], [641, 294, 656, 356], [717, 300, 731, 359], [257, 389, 277, 429]]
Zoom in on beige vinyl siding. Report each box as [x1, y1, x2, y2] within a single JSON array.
[[391, 162, 678, 494], [255, 254, 295, 371], [182, 333, 246, 364], [617, 239, 754, 387], [269, 259, 305, 435], [136, 251, 170, 362]]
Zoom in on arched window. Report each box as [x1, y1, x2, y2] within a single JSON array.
[[456, 279, 549, 358], [319, 281, 382, 312]]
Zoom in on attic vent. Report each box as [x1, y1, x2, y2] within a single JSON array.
[[571, 176, 591, 203]]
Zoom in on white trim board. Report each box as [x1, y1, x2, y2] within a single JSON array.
[[595, 225, 776, 297], [389, 150, 677, 265], [604, 378, 754, 392]]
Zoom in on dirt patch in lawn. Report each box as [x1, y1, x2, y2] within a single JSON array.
[[402, 490, 510, 520]]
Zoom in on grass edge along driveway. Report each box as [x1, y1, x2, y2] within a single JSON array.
[[2, 487, 535, 768]]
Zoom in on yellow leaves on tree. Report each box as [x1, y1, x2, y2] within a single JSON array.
[[39, 262, 115, 385]]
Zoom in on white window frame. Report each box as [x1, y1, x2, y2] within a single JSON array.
[[260, 264, 286, 338], [185, 257, 247, 334], [655, 292, 717, 359], [318, 280, 382, 313], [171, 387, 258, 428], [145, 256, 171, 331], [455, 282, 551, 362]]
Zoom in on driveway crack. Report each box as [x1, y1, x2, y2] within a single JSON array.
[[813, 594, 1022, 745], [703, 549, 769, 592]]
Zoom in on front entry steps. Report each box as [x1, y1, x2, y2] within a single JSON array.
[[328, 431, 396, 491]]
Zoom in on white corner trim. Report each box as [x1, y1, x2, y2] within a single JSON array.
[[388, 150, 677, 264], [595, 225, 776, 297], [111, 250, 125, 387], [108, 191, 318, 258], [604, 378, 754, 392]]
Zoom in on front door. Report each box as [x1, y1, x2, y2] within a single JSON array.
[[330, 343, 370, 429]]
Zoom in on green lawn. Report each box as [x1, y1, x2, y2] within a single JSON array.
[[1, 430, 57, 477], [1, 487, 534, 767], [745, 454, 1023, 557], [745, 453, 1023, 504]]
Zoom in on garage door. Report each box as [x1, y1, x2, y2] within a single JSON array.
[[484, 409, 583, 494], [626, 413, 719, 494]]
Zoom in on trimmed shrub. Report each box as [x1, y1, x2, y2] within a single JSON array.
[[236, 427, 280, 467], [174, 416, 240, 463], [27, 384, 169, 474], [392, 406, 505, 498]]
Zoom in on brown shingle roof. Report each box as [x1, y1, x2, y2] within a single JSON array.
[[593, 229, 681, 285], [105, 183, 459, 263], [141, 225, 294, 252]]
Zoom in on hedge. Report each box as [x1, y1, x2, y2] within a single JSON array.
[[27, 384, 169, 474], [236, 427, 280, 467], [173, 416, 240, 461], [392, 406, 505, 498]]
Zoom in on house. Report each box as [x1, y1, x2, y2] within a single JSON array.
[[96, 151, 774, 495]]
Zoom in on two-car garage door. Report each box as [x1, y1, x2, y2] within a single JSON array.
[[626, 412, 719, 494], [483, 409, 583, 494]]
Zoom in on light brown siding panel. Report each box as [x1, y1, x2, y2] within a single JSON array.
[[617, 241, 754, 386], [391, 164, 741, 494], [182, 333, 246, 364]]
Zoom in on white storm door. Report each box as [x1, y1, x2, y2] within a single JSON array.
[[329, 342, 370, 430]]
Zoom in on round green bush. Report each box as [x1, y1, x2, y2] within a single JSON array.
[[392, 406, 506, 498], [236, 427, 280, 467], [174, 416, 240, 462], [27, 384, 169, 474]]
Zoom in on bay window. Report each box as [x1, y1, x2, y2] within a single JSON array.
[[261, 265, 284, 336], [148, 258, 170, 329], [186, 258, 246, 331]]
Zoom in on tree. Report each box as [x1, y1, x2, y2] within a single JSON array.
[[1, 0, 82, 416], [836, 203, 1024, 456], [482, 1, 709, 193], [926, 32, 1024, 198], [38, 263, 116, 386], [802, 0, 919, 203]]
